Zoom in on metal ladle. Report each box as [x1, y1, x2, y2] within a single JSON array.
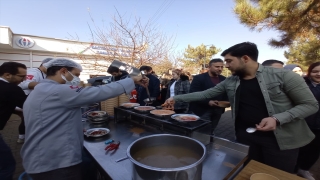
[[140, 71, 152, 105]]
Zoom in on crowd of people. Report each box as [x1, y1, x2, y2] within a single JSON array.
[[0, 41, 319, 180]]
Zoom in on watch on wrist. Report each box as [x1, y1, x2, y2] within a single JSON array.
[[271, 116, 280, 125]]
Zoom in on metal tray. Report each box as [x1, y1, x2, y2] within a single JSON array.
[[120, 103, 140, 109], [84, 128, 110, 137], [134, 106, 156, 113], [171, 114, 200, 122]]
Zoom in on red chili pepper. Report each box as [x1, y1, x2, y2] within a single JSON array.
[[105, 141, 120, 151]]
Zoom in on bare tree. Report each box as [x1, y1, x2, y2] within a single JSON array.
[[73, 9, 176, 74]]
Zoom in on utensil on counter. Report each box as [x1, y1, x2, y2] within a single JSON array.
[[115, 156, 129, 163], [246, 127, 257, 133], [105, 139, 114, 145]]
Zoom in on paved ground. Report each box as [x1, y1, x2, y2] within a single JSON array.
[[1, 109, 320, 180]]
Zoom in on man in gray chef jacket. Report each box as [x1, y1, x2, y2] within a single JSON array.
[[21, 58, 148, 180]]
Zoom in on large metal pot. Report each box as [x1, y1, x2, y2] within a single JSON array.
[[127, 134, 206, 180]]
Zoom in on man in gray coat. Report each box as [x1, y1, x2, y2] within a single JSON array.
[[21, 58, 148, 180]]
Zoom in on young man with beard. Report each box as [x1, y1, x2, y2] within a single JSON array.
[[107, 66, 129, 81], [165, 42, 318, 173], [0, 62, 27, 180], [189, 58, 228, 135]]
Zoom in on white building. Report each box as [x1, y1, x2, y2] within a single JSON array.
[[0, 26, 134, 82]]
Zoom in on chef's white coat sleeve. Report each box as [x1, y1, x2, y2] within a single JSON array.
[[58, 78, 135, 108], [19, 70, 39, 90]]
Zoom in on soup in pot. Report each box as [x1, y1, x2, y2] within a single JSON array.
[[133, 145, 201, 168]]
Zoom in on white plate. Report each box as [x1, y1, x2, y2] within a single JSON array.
[[171, 114, 200, 122], [120, 103, 140, 108], [84, 128, 110, 137], [134, 106, 156, 112]]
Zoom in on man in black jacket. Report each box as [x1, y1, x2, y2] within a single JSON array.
[[136, 66, 160, 105], [0, 62, 27, 180], [189, 59, 228, 134], [107, 66, 129, 81]]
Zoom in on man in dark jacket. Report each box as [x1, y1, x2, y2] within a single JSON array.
[[189, 58, 228, 134], [107, 66, 129, 81], [136, 66, 160, 105], [0, 62, 27, 180]]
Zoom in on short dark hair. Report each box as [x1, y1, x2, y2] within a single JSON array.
[[107, 66, 120, 74], [221, 42, 259, 62], [0, 62, 27, 76], [209, 58, 223, 66], [262, 59, 284, 66], [46, 66, 74, 76], [307, 62, 320, 77], [139, 65, 152, 72]]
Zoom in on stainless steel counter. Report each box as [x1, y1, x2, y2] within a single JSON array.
[[83, 120, 248, 180]]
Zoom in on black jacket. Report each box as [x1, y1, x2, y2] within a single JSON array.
[[0, 80, 27, 130], [166, 75, 190, 110], [304, 77, 320, 129], [136, 74, 160, 105], [189, 73, 228, 116], [111, 70, 129, 82]]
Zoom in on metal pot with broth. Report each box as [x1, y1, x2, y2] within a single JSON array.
[[127, 134, 206, 180]]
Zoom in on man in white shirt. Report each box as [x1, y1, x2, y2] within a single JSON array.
[[19, 58, 53, 95], [16, 58, 53, 143]]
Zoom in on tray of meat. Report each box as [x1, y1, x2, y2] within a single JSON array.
[[171, 114, 200, 122], [84, 128, 110, 137], [150, 109, 175, 117]]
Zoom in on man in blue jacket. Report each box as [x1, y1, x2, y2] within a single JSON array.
[[189, 58, 228, 135], [136, 65, 160, 106], [21, 58, 148, 180]]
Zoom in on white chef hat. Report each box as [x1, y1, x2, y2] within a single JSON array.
[[41, 58, 54, 64], [43, 58, 83, 71]]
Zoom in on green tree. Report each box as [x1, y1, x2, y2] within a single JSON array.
[[285, 32, 320, 69], [182, 44, 221, 70], [234, 0, 320, 66]]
